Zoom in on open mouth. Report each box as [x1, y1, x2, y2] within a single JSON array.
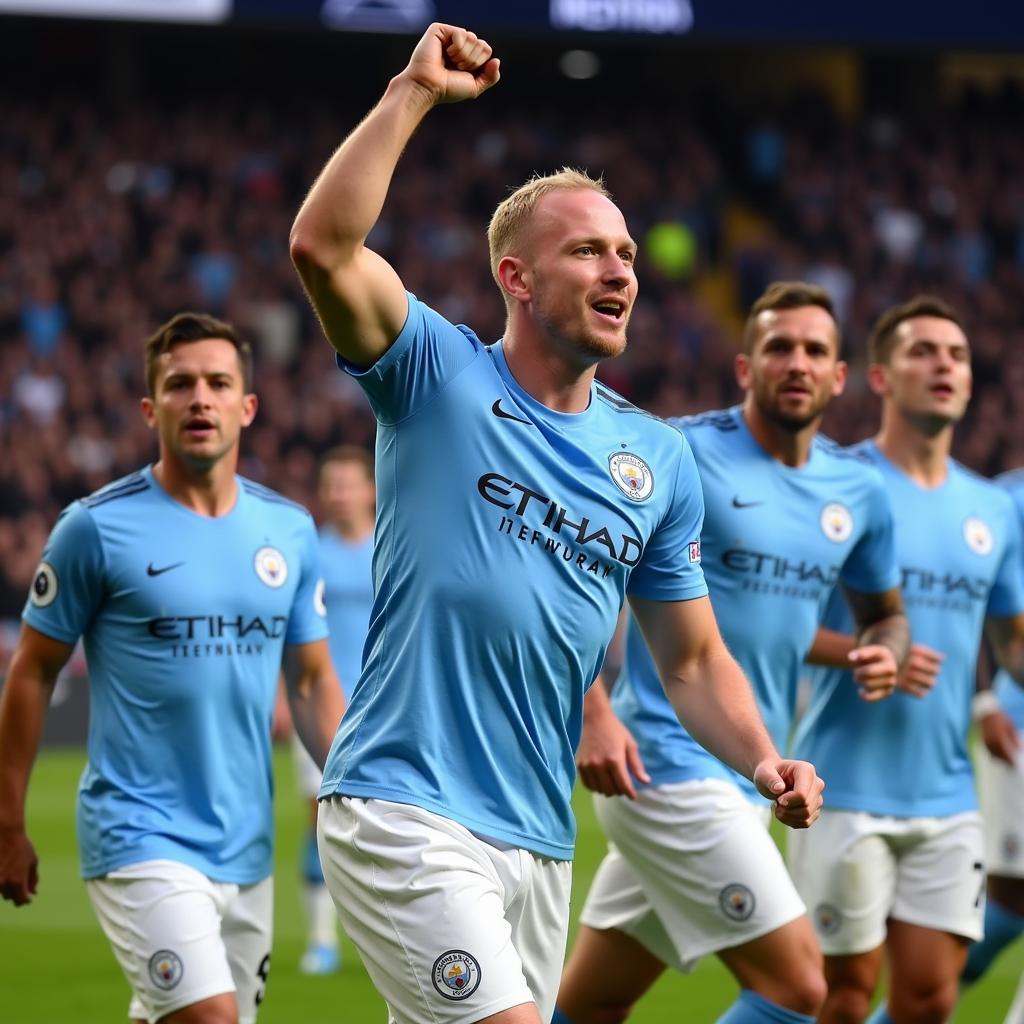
[[185, 417, 216, 438], [591, 299, 626, 323], [930, 384, 955, 398]]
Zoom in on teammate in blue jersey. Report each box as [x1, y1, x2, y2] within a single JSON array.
[[0, 313, 345, 1024], [294, 446, 375, 975], [958, 467, 1024, 1002], [789, 296, 1024, 1024], [289, 24, 824, 1024], [555, 282, 908, 1024]]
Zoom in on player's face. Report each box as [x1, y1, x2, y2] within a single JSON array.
[[319, 461, 375, 528], [142, 338, 257, 470], [522, 189, 638, 363], [873, 316, 972, 429], [736, 306, 846, 432]]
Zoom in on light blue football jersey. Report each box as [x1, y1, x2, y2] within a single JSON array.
[[794, 442, 1024, 817], [318, 528, 374, 699], [991, 469, 1024, 727], [319, 293, 708, 860], [612, 407, 899, 799], [22, 467, 327, 883]]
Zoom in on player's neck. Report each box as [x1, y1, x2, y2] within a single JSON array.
[[502, 329, 596, 414], [152, 453, 239, 517], [874, 410, 953, 488], [742, 401, 816, 468], [331, 516, 373, 543]]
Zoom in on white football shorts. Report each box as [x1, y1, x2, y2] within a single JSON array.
[[85, 859, 273, 1024], [977, 742, 1024, 878], [579, 778, 805, 971], [788, 808, 985, 955], [317, 795, 571, 1024]]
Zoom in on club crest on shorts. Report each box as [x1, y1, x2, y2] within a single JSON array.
[[608, 452, 654, 502], [963, 516, 994, 556], [28, 561, 58, 608], [719, 883, 755, 921], [820, 502, 853, 543], [148, 950, 184, 991], [1004, 833, 1021, 862], [432, 949, 481, 1001], [814, 903, 843, 936], [254, 546, 288, 588]]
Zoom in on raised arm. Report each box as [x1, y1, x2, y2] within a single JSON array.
[[628, 594, 824, 828], [289, 24, 499, 368], [0, 623, 74, 906]]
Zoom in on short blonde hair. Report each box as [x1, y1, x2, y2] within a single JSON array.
[[487, 168, 611, 301]]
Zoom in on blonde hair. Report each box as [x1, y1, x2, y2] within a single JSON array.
[[487, 168, 611, 306]]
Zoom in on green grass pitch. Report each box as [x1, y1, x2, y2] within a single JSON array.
[[2, 747, 1020, 1022]]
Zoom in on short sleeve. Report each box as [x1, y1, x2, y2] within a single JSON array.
[[988, 500, 1024, 618], [627, 434, 709, 602], [22, 502, 105, 644], [839, 474, 901, 595], [338, 292, 483, 425], [286, 517, 331, 647]]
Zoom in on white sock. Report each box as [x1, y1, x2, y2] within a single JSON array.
[[303, 882, 338, 949]]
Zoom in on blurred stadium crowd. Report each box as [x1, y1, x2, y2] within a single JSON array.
[[2, 75, 1024, 620]]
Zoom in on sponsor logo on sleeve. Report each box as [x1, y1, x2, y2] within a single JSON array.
[[29, 562, 58, 608], [688, 540, 701, 563]]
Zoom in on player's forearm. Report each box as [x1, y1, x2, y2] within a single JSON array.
[[856, 613, 909, 666], [660, 650, 779, 782], [0, 662, 56, 829], [290, 76, 435, 266], [288, 674, 345, 771], [805, 627, 856, 668]]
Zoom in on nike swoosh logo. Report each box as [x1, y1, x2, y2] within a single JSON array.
[[491, 399, 531, 425], [731, 497, 763, 509], [147, 561, 185, 577]]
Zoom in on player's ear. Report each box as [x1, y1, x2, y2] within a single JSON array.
[[140, 396, 157, 429], [866, 363, 887, 397], [241, 393, 258, 427], [734, 352, 752, 390], [832, 360, 848, 397], [497, 255, 531, 303]]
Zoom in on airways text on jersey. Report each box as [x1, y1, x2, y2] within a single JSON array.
[[478, 472, 643, 579]]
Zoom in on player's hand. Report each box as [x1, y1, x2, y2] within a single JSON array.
[[0, 826, 39, 907], [848, 643, 899, 702], [753, 758, 824, 829], [896, 643, 944, 698], [981, 708, 1020, 766], [576, 707, 650, 800], [400, 24, 500, 106]]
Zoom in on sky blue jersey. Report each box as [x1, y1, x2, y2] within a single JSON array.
[[794, 442, 1024, 817], [612, 407, 899, 799], [319, 294, 708, 860], [318, 528, 374, 700], [22, 467, 327, 883], [991, 469, 1024, 726]]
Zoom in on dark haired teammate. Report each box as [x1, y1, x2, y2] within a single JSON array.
[[0, 313, 344, 1024], [290, 23, 824, 1024], [790, 296, 1024, 1024], [555, 282, 907, 1024]]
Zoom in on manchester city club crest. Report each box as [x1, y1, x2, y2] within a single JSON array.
[[28, 561, 58, 608], [432, 949, 481, 1001], [254, 546, 288, 588], [608, 452, 654, 502], [148, 950, 184, 991], [814, 903, 843, 936], [963, 516, 994, 556], [820, 502, 853, 543], [719, 883, 756, 921]]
